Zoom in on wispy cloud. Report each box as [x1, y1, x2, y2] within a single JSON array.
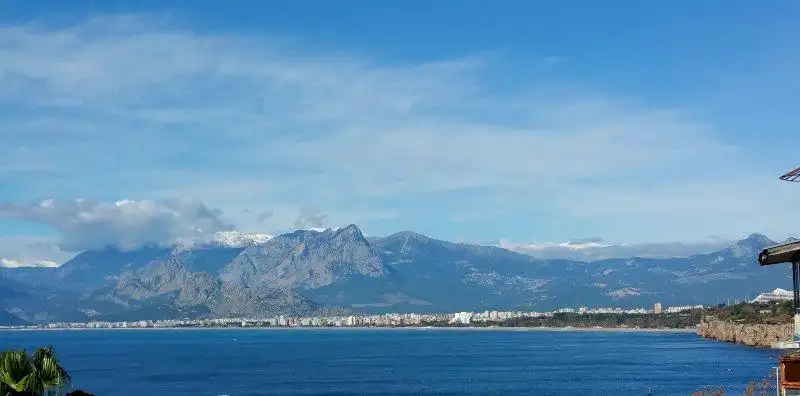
[[0, 13, 794, 248], [293, 205, 328, 229]]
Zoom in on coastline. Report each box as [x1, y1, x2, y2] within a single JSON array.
[[697, 316, 793, 347], [0, 326, 698, 333]]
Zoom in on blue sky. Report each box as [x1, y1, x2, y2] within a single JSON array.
[[1, 1, 799, 262]]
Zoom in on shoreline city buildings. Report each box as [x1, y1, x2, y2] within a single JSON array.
[[1, 304, 705, 330]]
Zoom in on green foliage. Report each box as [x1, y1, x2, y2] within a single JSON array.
[[0, 346, 71, 396], [456, 301, 793, 330], [707, 301, 793, 325], [466, 311, 703, 329], [407, 302, 792, 330]]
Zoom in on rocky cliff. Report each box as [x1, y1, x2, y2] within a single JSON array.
[[697, 316, 793, 347]]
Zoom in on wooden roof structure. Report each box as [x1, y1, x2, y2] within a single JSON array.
[[781, 354, 800, 390]]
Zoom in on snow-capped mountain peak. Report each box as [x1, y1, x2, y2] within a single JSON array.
[[211, 231, 274, 248], [304, 227, 342, 233], [171, 231, 275, 252]]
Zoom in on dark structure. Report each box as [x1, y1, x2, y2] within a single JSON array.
[[758, 164, 800, 314], [759, 165, 800, 317], [760, 241, 800, 312]]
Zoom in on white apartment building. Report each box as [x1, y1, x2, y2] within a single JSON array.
[[752, 288, 794, 303], [453, 312, 473, 324], [664, 305, 703, 313]]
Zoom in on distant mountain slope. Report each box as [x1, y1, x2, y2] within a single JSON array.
[[95, 256, 319, 320], [0, 309, 27, 326], [0, 276, 27, 300], [339, 231, 786, 312], [583, 234, 788, 306], [0, 274, 119, 324], [168, 246, 246, 275], [327, 230, 567, 312], [0, 245, 174, 292], [313, 231, 597, 312]]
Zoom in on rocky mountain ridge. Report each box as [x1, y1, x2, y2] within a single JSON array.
[[221, 225, 388, 289]]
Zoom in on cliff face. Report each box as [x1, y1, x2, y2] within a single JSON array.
[[698, 316, 793, 347]]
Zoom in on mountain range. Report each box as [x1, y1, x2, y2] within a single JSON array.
[[0, 225, 790, 325]]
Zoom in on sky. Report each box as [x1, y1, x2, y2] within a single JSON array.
[[1, 1, 799, 265]]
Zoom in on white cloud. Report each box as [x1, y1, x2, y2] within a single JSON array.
[[0, 258, 60, 268], [1, 258, 24, 268], [0, 236, 75, 267], [0, 199, 232, 251], [497, 237, 736, 261], [293, 205, 327, 229], [0, 14, 796, 245]]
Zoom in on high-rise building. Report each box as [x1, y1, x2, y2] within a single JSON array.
[[653, 302, 662, 314]]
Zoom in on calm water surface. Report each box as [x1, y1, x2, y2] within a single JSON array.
[[0, 328, 781, 395]]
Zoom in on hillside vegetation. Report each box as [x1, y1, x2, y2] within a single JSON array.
[[482, 311, 702, 329], [480, 302, 793, 330], [704, 301, 794, 325]]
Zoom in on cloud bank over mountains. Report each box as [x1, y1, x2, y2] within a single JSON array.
[[0, 196, 770, 267], [496, 237, 736, 261], [0, 199, 232, 251], [0, 198, 333, 266]]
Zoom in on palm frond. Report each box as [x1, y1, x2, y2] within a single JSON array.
[[32, 346, 71, 391], [0, 346, 72, 396], [0, 349, 35, 392]]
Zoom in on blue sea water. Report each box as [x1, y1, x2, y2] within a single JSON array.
[[0, 328, 781, 395]]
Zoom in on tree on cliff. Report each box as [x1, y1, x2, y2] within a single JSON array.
[[0, 345, 71, 396]]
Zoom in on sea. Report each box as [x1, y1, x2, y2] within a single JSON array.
[[0, 328, 782, 395]]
